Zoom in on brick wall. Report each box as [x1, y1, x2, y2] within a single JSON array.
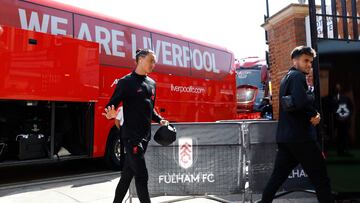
[[263, 4, 309, 119], [335, 0, 360, 40]]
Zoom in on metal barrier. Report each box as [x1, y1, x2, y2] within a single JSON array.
[[126, 121, 314, 203], [129, 122, 245, 203], [241, 121, 314, 202]]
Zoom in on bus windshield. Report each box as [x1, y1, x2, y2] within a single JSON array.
[[236, 69, 263, 89]]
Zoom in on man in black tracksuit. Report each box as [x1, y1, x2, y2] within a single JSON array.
[[103, 49, 168, 203], [260, 46, 334, 203], [332, 83, 353, 156]]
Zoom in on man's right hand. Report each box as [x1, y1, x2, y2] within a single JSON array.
[[102, 105, 117, 120], [310, 112, 321, 126]]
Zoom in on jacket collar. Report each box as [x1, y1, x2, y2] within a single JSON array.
[[131, 71, 147, 79], [289, 67, 306, 75]]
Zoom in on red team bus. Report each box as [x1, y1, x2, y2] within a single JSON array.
[[0, 0, 236, 168]]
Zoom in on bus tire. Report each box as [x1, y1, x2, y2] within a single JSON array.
[[105, 128, 124, 171]]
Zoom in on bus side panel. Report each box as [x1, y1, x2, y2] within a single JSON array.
[[0, 0, 237, 158], [93, 98, 116, 157], [74, 14, 151, 69], [0, 0, 74, 37], [189, 43, 232, 80], [93, 66, 236, 157], [151, 33, 191, 76], [0, 26, 99, 102], [93, 66, 131, 157], [153, 73, 237, 122], [99, 66, 236, 122]]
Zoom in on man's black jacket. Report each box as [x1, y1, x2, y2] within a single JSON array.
[[106, 71, 163, 145], [276, 67, 318, 143]]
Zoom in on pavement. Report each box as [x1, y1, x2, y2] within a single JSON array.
[[0, 173, 319, 203]]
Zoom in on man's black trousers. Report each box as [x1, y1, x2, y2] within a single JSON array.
[[113, 141, 150, 203], [261, 141, 334, 203]]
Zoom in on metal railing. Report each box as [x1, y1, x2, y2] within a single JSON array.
[[311, 0, 360, 41]]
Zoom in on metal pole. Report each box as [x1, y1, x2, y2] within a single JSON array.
[[341, 0, 349, 40], [351, 0, 358, 40], [308, 0, 325, 148], [321, 0, 328, 38], [50, 102, 55, 158], [331, 0, 338, 39], [265, 0, 270, 45]]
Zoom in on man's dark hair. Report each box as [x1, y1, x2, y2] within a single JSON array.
[[290, 46, 317, 59], [135, 48, 155, 63]]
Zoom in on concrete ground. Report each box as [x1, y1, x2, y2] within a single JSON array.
[[0, 174, 319, 203]]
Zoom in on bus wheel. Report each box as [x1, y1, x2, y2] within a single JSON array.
[[105, 129, 124, 171]]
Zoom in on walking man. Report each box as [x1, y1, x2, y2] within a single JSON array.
[[260, 46, 334, 203], [103, 49, 169, 203]]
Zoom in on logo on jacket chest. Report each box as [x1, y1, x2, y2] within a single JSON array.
[[136, 85, 154, 100]]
